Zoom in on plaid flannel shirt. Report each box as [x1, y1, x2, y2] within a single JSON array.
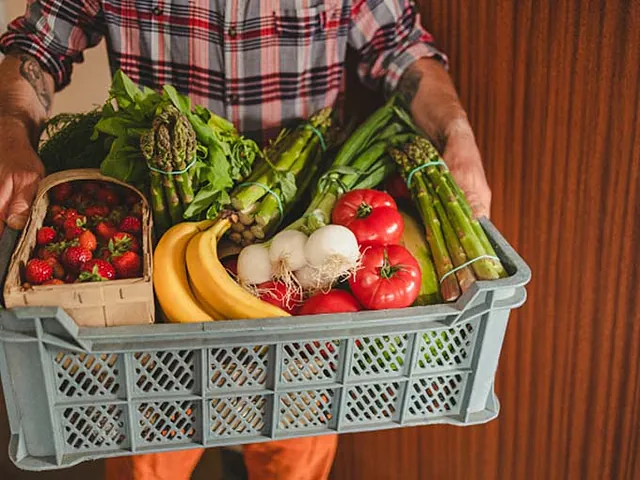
[[0, 0, 446, 140]]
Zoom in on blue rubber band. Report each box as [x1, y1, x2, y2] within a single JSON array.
[[439, 254, 501, 284], [305, 124, 326, 151], [147, 157, 198, 175], [406, 161, 447, 188], [237, 182, 284, 223]]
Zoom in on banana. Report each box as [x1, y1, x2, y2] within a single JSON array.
[[153, 220, 217, 323], [186, 218, 290, 319]]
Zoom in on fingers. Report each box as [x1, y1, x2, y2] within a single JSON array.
[[465, 190, 491, 219], [6, 180, 40, 230]]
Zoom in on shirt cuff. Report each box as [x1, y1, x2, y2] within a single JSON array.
[[0, 31, 73, 91], [384, 41, 449, 95]]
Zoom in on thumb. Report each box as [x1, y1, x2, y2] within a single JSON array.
[[6, 181, 40, 231], [464, 190, 491, 219]]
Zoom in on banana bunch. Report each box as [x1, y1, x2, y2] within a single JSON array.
[[153, 218, 289, 323]]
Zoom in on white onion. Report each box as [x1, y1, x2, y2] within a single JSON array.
[[237, 244, 273, 285], [295, 264, 332, 291], [269, 230, 308, 273], [304, 225, 360, 279]]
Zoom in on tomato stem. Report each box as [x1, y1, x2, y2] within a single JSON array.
[[356, 202, 372, 218], [379, 248, 401, 279]]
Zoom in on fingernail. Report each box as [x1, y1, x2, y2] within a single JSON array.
[[6, 214, 27, 230]]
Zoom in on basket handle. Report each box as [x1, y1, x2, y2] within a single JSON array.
[[0, 228, 20, 307]]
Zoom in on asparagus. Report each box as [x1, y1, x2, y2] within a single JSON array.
[[390, 148, 461, 301], [407, 139, 503, 280], [427, 181, 476, 292]]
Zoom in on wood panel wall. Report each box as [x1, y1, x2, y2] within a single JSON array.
[[332, 1, 640, 479]]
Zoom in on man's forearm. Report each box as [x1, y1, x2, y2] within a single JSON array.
[[0, 51, 54, 146], [397, 58, 472, 147]]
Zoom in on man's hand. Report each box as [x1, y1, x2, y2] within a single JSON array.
[[0, 120, 44, 235], [442, 119, 491, 218], [397, 58, 491, 218], [0, 52, 53, 235]]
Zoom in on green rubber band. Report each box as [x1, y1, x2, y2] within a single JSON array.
[[237, 182, 285, 224], [439, 254, 501, 284], [407, 161, 447, 188], [305, 124, 326, 151], [147, 157, 198, 175]]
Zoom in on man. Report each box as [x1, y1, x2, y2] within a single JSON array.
[[0, 1, 491, 479]]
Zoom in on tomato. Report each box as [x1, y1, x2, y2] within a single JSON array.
[[298, 289, 362, 315], [384, 173, 412, 202], [257, 281, 299, 314], [349, 244, 421, 310], [221, 256, 238, 276], [331, 189, 404, 246]]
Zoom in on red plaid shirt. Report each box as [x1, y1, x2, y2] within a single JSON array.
[[1, 0, 446, 140]]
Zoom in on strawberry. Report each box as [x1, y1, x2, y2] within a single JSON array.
[[111, 251, 142, 279], [95, 221, 118, 242], [43, 257, 65, 279], [108, 205, 128, 225], [36, 241, 67, 261], [36, 226, 57, 245], [84, 204, 110, 220], [25, 259, 53, 285], [64, 273, 78, 284], [97, 246, 112, 261], [47, 205, 64, 225], [42, 278, 65, 286], [110, 232, 141, 254], [124, 191, 140, 207], [63, 215, 87, 240], [130, 202, 143, 218], [118, 216, 141, 235], [61, 246, 92, 272], [78, 230, 97, 252], [49, 183, 73, 204], [97, 187, 119, 206], [70, 192, 90, 212], [81, 181, 101, 196], [79, 259, 116, 282]]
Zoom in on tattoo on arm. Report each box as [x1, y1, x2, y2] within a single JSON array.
[[17, 54, 51, 111], [397, 66, 422, 105]]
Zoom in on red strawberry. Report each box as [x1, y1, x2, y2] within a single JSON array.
[[79, 259, 116, 282], [97, 246, 111, 261], [110, 232, 141, 254], [50, 183, 73, 204], [43, 257, 65, 279], [64, 273, 78, 284], [78, 230, 97, 252], [47, 205, 64, 225], [25, 259, 53, 285], [130, 202, 143, 218], [124, 191, 140, 207], [36, 226, 57, 245], [97, 187, 119, 206], [81, 181, 100, 196], [108, 205, 128, 225], [118, 216, 141, 235], [95, 221, 118, 242], [36, 241, 67, 261], [61, 246, 92, 272], [111, 251, 142, 279], [42, 278, 65, 286], [70, 192, 90, 212], [63, 215, 87, 240], [84, 204, 110, 219]]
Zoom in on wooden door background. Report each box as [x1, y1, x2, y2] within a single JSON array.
[[332, 0, 640, 479]]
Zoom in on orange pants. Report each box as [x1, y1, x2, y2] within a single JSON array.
[[105, 435, 338, 480]]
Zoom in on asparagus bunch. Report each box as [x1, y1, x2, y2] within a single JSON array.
[[228, 107, 333, 245], [390, 136, 507, 302], [140, 104, 197, 232]]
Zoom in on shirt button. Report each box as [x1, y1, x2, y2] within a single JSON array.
[[152, 6, 163, 16], [228, 25, 237, 38]]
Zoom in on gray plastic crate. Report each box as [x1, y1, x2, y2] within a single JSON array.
[[0, 220, 530, 471]]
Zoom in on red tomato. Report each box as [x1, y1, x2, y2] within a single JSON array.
[[331, 189, 404, 246], [221, 256, 238, 276], [258, 281, 299, 314], [384, 173, 412, 202], [349, 244, 421, 310], [298, 290, 362, 315]]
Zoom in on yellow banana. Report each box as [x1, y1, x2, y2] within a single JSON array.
[[186, 218, 290, 319], [153, 220, 217, 323]]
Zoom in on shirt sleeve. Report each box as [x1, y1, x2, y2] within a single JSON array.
[[0, 0, 104, 91], [348, 0, 448, 95]]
